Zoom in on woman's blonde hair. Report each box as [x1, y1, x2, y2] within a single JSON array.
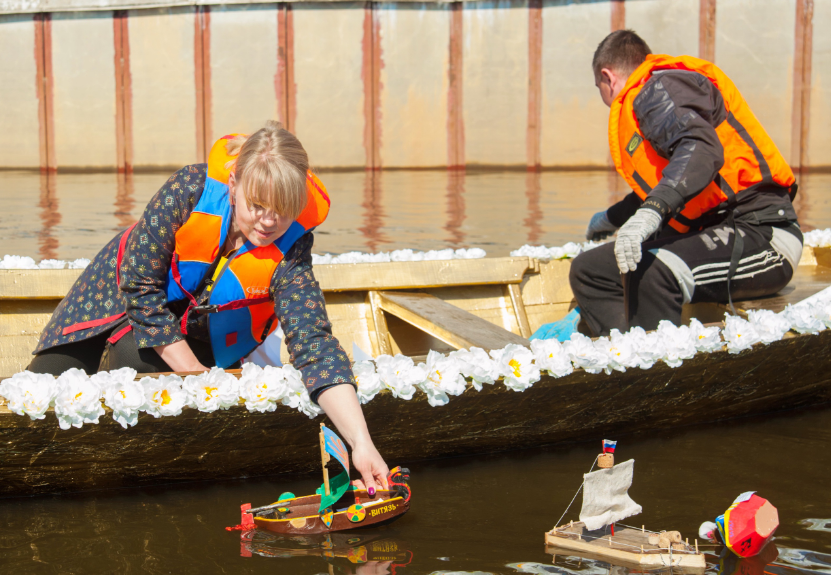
[[225, 120, 308, 220]]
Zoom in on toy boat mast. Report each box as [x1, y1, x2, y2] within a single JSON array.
[[319, 423, 331, 496]]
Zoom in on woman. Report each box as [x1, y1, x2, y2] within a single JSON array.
[[29, 121, 389, 491]]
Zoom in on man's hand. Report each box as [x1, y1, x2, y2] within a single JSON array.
[[586, 210, 619, 241], [614, 208, 662, 273]]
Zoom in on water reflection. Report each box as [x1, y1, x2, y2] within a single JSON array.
[[524, 172, 543, 244], [360, 170, 388, 252], [240, 530, 413, 573], [446, 170, 466, 247], [114, 172, 136, 230], [38, 173, 60, 260]]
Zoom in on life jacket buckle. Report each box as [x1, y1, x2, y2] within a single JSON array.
[[194, 304, 220, 314]]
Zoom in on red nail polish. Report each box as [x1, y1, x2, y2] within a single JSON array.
[[368, 486, 376, 497]]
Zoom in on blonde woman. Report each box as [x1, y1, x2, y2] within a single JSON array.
[[29, 121, 389, 490]]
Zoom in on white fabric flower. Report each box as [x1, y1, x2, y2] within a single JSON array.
[[140, 374, 188, 417], [747, 309, 792, 344], [93, 367, 144, 429], [0, 370, 58, 420], [813, 301, 831, 329], [782, 303, 826, 334], [491, 344, 540, 392], [281, 365, 322, 418], [454, 248, 486, 259], [621, 327, 666, 369], [37, 259, 66, 269], [594, 330, 639, 374], [803, 228, 831, 248], [655, 320, 697, 368], [563, 333, 609, 374], [723, 314, 762, 354], [353, 361, 383, 404], [68, 258, 90, 269], [451, 347, 500, 390], [375, 354, 425, 400], [417, 351, 466, 407], [0, 254, 38, 269], [689, 318, 724, 353], [238, 363, 288, 413], [530, 338, 574, 378], [183, 367, 240, 412], [54, 368, 105, 430]]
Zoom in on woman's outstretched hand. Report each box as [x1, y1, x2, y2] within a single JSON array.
[[351, 440, 390, 492], [316, 383, 390, 493]]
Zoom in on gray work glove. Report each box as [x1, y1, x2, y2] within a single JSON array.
[[614, 208, 663, 273], [585, 210, 619, 241]]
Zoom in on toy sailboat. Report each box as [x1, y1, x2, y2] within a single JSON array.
[[241, 423, 411, 535], [545, 440, 705, 570]]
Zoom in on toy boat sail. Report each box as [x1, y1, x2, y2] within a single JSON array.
[[545, 440, 705, 570], [241, 423, 411, 535]]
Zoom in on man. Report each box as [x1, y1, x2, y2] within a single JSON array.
[[534, 30, 802, 339]]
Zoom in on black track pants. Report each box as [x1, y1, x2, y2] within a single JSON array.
[[28, 322, 216, 376], [569, 221, 803, 336]]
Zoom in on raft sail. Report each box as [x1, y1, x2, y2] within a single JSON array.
[[579, 459, 642, 531]]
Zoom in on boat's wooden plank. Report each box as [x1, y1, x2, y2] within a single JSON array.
[[367, 291, 393, 356], [376, 291, 530, 351], [0, 269, 82, 299], [732, 263, 831, 314], [312, 257, 534, 292], [506, 284, 532, 338]]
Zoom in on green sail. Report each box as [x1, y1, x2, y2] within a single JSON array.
[[317, 471, 353, 513]]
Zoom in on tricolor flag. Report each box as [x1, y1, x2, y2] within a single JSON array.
[[602, 439, 617, 454]]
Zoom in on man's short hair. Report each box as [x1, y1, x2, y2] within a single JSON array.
[[592, 30, 652, 79]]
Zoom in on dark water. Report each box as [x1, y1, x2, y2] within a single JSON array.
[[1, 170, 830, 573], [0, 407, 829, 574], [1, 170, 830, 261]]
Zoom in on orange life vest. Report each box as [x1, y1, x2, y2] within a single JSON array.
[[609, 54, 795, 233], [167, 134, 331, 367]]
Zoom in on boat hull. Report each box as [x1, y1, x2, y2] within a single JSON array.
[[252, 491, 409, 535], [1, 329, 830, 497]]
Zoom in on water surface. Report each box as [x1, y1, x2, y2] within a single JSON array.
[[2, 170, 829, 261]]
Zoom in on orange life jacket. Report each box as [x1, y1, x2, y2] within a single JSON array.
[[609, 54, 795, 233], [167, 134, 330, 367]]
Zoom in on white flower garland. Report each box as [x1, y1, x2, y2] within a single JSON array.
[[2, 227, 829, 270]]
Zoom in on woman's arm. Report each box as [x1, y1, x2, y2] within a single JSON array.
[[316, 384, 389, 491], [273, 234, 389, 490], [119, 165, 207, 361]]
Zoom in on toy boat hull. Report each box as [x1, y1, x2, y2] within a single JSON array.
[[545, 525, 706, 571], [252, 489, 409, 535]]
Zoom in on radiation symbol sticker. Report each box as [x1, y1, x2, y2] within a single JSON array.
[[346, 504, 366, 523], [321, 507, 334, 528]]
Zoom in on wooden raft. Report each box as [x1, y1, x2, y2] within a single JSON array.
[[546, 525, 705, 570]]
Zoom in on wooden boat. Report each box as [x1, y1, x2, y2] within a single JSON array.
[[249, 482, 410, 535], [243, 426, 411, 535], [1, 245, 830, 497], [544, 449, 706, 570]]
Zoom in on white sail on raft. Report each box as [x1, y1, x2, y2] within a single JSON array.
[[579, 459, 642, 531]]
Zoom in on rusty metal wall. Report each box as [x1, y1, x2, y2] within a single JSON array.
[[0, 0, 824, 171]]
